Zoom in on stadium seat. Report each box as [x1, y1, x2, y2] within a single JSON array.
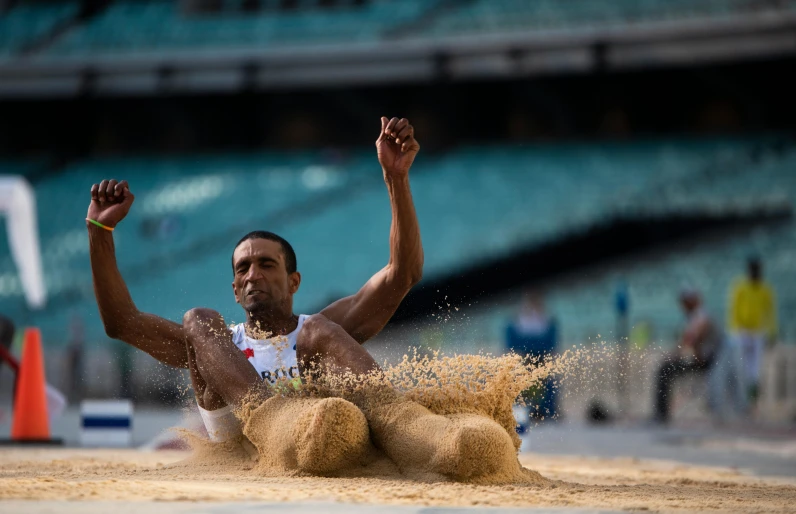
[[4, 0, 796, 58], [45, 0, 439, 56], [0, 2, 78, 58]]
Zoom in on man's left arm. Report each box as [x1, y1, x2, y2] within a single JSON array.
[[321, 117, 423, 343]]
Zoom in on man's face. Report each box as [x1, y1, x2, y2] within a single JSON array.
[[231, 238, 300, 316]]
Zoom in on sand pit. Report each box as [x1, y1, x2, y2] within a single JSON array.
[[0, 447, 794, 512], [3, 351, 792, 512]]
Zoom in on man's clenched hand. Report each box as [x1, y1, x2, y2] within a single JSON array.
[[377, 117, 420, 179], [87, 179, 134, 229]]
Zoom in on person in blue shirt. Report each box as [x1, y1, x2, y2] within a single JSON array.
[[506, 291, 559, 423]]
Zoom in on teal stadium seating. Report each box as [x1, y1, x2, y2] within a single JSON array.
[[0, 150, 379, 339], [3, 0, 794, 58], [0, 159, 47, 177], [416, 0, 796, 38], [425, 144, 796, 352], [45, 0, 438, 56], [0, 1, 78, 57], [1, 137, 794, 350]]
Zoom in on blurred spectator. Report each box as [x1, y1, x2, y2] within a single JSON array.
[[727, 257, 777, 402], [0, 315, 16, 399], [652, 288, 720, 424], [506, 291, 559, 422]]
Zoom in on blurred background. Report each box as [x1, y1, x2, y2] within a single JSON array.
[[0, 0, 795, 438]]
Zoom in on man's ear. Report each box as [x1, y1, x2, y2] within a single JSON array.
[[289, 272, 301, 295], [232, 281, 240, 304]]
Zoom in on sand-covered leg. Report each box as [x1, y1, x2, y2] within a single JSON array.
[[296, 314, 381, 378], [431, 413, 520, 480], [365, 400, 520, 481], [242, 395, 370, 474], [183, 307, 266, 408]]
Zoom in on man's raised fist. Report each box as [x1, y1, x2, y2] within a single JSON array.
[[87, 179, 134, 229]]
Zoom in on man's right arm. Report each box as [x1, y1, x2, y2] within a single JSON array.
[[88, 180, 188, 368]]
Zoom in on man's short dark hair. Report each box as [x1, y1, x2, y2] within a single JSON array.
[[232, 231, 297, 274]]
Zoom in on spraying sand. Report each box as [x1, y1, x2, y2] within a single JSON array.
[[1, 350, 793, 511], [227, 351, 550, 483]]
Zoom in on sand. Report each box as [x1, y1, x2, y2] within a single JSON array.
[[227, 351, 551, 483], [242, 395, 370, 474], [1, 448, 794, 512], [3, 349, 793, 511]]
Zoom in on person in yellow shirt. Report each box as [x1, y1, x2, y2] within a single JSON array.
[[728, 257, 777, 401]]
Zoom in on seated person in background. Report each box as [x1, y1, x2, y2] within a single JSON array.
[[506, 291, 558, 422], [653, 288, 720, 424]]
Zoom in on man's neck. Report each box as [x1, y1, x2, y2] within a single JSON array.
[[245, 312, 298, 337]]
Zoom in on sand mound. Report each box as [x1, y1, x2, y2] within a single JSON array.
[[241, 396, 370, 475], [189, 350, 552, 484], [361, 399, 538, 484], [84, 348, 614, 486], [431, 413, 529, 483]]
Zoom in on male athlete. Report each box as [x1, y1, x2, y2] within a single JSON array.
[[87, 118, 517, 478]]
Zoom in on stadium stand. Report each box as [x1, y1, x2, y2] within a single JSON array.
[[0, 0, 792, 58], [0, 136, 792, 348], [0, 1, 78, 57], [414, 0, 796, 38], [434, 146, 796, 351], [44, 0, 438, 56], [0, 159, 48, 177]]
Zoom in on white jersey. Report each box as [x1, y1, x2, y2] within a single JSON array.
[[229, 314, 308, 385]]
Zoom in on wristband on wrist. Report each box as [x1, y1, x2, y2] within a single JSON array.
[[86, 218, 114, 231]]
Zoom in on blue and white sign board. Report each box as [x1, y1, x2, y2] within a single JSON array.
[[80, 399, 133, 447]]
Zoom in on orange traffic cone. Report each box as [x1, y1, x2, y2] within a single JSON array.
[[3, 328, 61, 445]]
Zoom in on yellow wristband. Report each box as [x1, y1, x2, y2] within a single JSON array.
[[86, 218, 114, 231]]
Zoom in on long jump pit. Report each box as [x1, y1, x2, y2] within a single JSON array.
[[2, 445, 794, 513], [2, 353, 794, 513]]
